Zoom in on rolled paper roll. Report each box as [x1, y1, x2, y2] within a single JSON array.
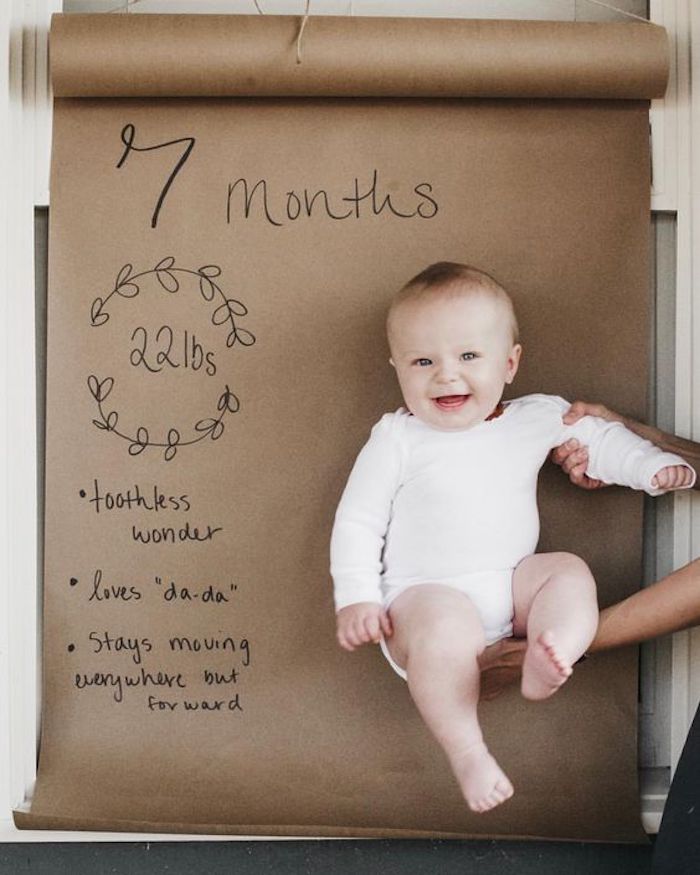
[[50, 13, 669, 100]]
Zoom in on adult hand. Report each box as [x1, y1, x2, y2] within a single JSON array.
[[551, 400, 624, 490], [550, 439, 607, 490], [477, 637, 527, 701], [562, 400, 621, 426]]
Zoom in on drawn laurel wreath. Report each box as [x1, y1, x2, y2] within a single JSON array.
[[88, 258, 254, 461]]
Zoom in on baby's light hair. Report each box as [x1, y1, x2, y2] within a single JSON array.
[[388, 262, 520, 346]]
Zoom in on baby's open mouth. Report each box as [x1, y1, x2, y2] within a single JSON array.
[[434, 395, 469, 410]]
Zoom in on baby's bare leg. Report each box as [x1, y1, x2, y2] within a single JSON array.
[[387, 584, 514, 813], [512, 553, 598, 701]]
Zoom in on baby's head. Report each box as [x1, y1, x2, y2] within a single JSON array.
[[387, 262, 522, 431]]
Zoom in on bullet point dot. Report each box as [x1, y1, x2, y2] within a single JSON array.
[[67, 644, 75, 653], [79, 489, 86, 498], [69, 578, 78, 586]]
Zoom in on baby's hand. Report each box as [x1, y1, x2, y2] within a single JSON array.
[[336, 602, 393, 652], [652, 465, 694, 491]]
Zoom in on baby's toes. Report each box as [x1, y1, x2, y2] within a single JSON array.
[[497, 777, 514, 799]]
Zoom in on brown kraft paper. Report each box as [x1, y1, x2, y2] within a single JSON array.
[[16, 13, 666, 840]]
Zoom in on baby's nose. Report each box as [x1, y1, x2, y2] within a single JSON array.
[[436, 365, 459, 383]]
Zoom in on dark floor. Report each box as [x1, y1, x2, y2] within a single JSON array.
[[0, 839, 655, 874]]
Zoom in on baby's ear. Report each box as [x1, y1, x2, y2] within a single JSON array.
[[505, 344, 522, 384]]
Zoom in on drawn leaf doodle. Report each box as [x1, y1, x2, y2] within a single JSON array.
[[128, 427, 149, 457], [218, 387, 240, 414], [227, 327, 256, 348], [116, 263, 133, 287], [199, 276, 216, 302], [156, 270, 179, 293], [226, 299, 248, 316], [237, 327, 256, 346], [87, 376, 114, 402], [90, 298, 109, 327], [212, 302, 232, 326], [87, 258, 250, 459], [195, 418, 217, 433], [87, 375, 115, 402], [116, 282, 140, 299], [89, 376, 241, 458]]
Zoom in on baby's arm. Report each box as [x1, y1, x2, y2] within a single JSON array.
[[555, 401, 696, 495], [554, 401, 699, 492], [330, 415, 404, 649]]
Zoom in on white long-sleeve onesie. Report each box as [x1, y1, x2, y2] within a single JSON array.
[[330, 394, 696, 637]]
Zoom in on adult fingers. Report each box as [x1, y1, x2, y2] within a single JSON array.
[[561, 448, 588, 475], [577, 474, 606, 490], [550, 438, 580, 464], [562, 401, 594, 425], [562, 400, 615, 425]]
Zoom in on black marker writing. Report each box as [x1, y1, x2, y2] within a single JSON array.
[[86, 480, 190, 514], [226, 169, 438, 227], [132, 521, 223, 545], [169, 634, 250, 665], [88, 569, 142, 603], [117, 123, 196, 229], [88, 630, 152, 665], [75, 667, 187, 704], [182, 696, 243, 713], [130, 325, 217, 376], [156, 576, 234, 604]]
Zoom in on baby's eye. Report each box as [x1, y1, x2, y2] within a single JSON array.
[[413, 358, 432, 367], [460, 352, 477, 361]]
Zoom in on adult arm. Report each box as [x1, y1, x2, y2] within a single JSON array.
[[480, 404, 700, 700], [592, 558, 700, 651], [479, 558, 700, 700]]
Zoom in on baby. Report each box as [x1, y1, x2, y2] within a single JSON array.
[[330, 262, 695, 814]]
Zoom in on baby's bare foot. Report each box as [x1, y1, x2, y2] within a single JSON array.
[[521, 630, 572, 701], [450, 741, 514, 813]]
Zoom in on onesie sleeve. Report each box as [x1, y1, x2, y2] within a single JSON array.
[[549, 397, 697, 496], [330, 414, 406, 612]]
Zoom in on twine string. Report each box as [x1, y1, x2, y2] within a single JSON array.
[[105, 0, 139, 13], [575, 0, 650, 23], [296, 0, 311, 65]]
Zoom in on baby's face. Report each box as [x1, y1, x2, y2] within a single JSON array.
[[389, 293, 521, 431]]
